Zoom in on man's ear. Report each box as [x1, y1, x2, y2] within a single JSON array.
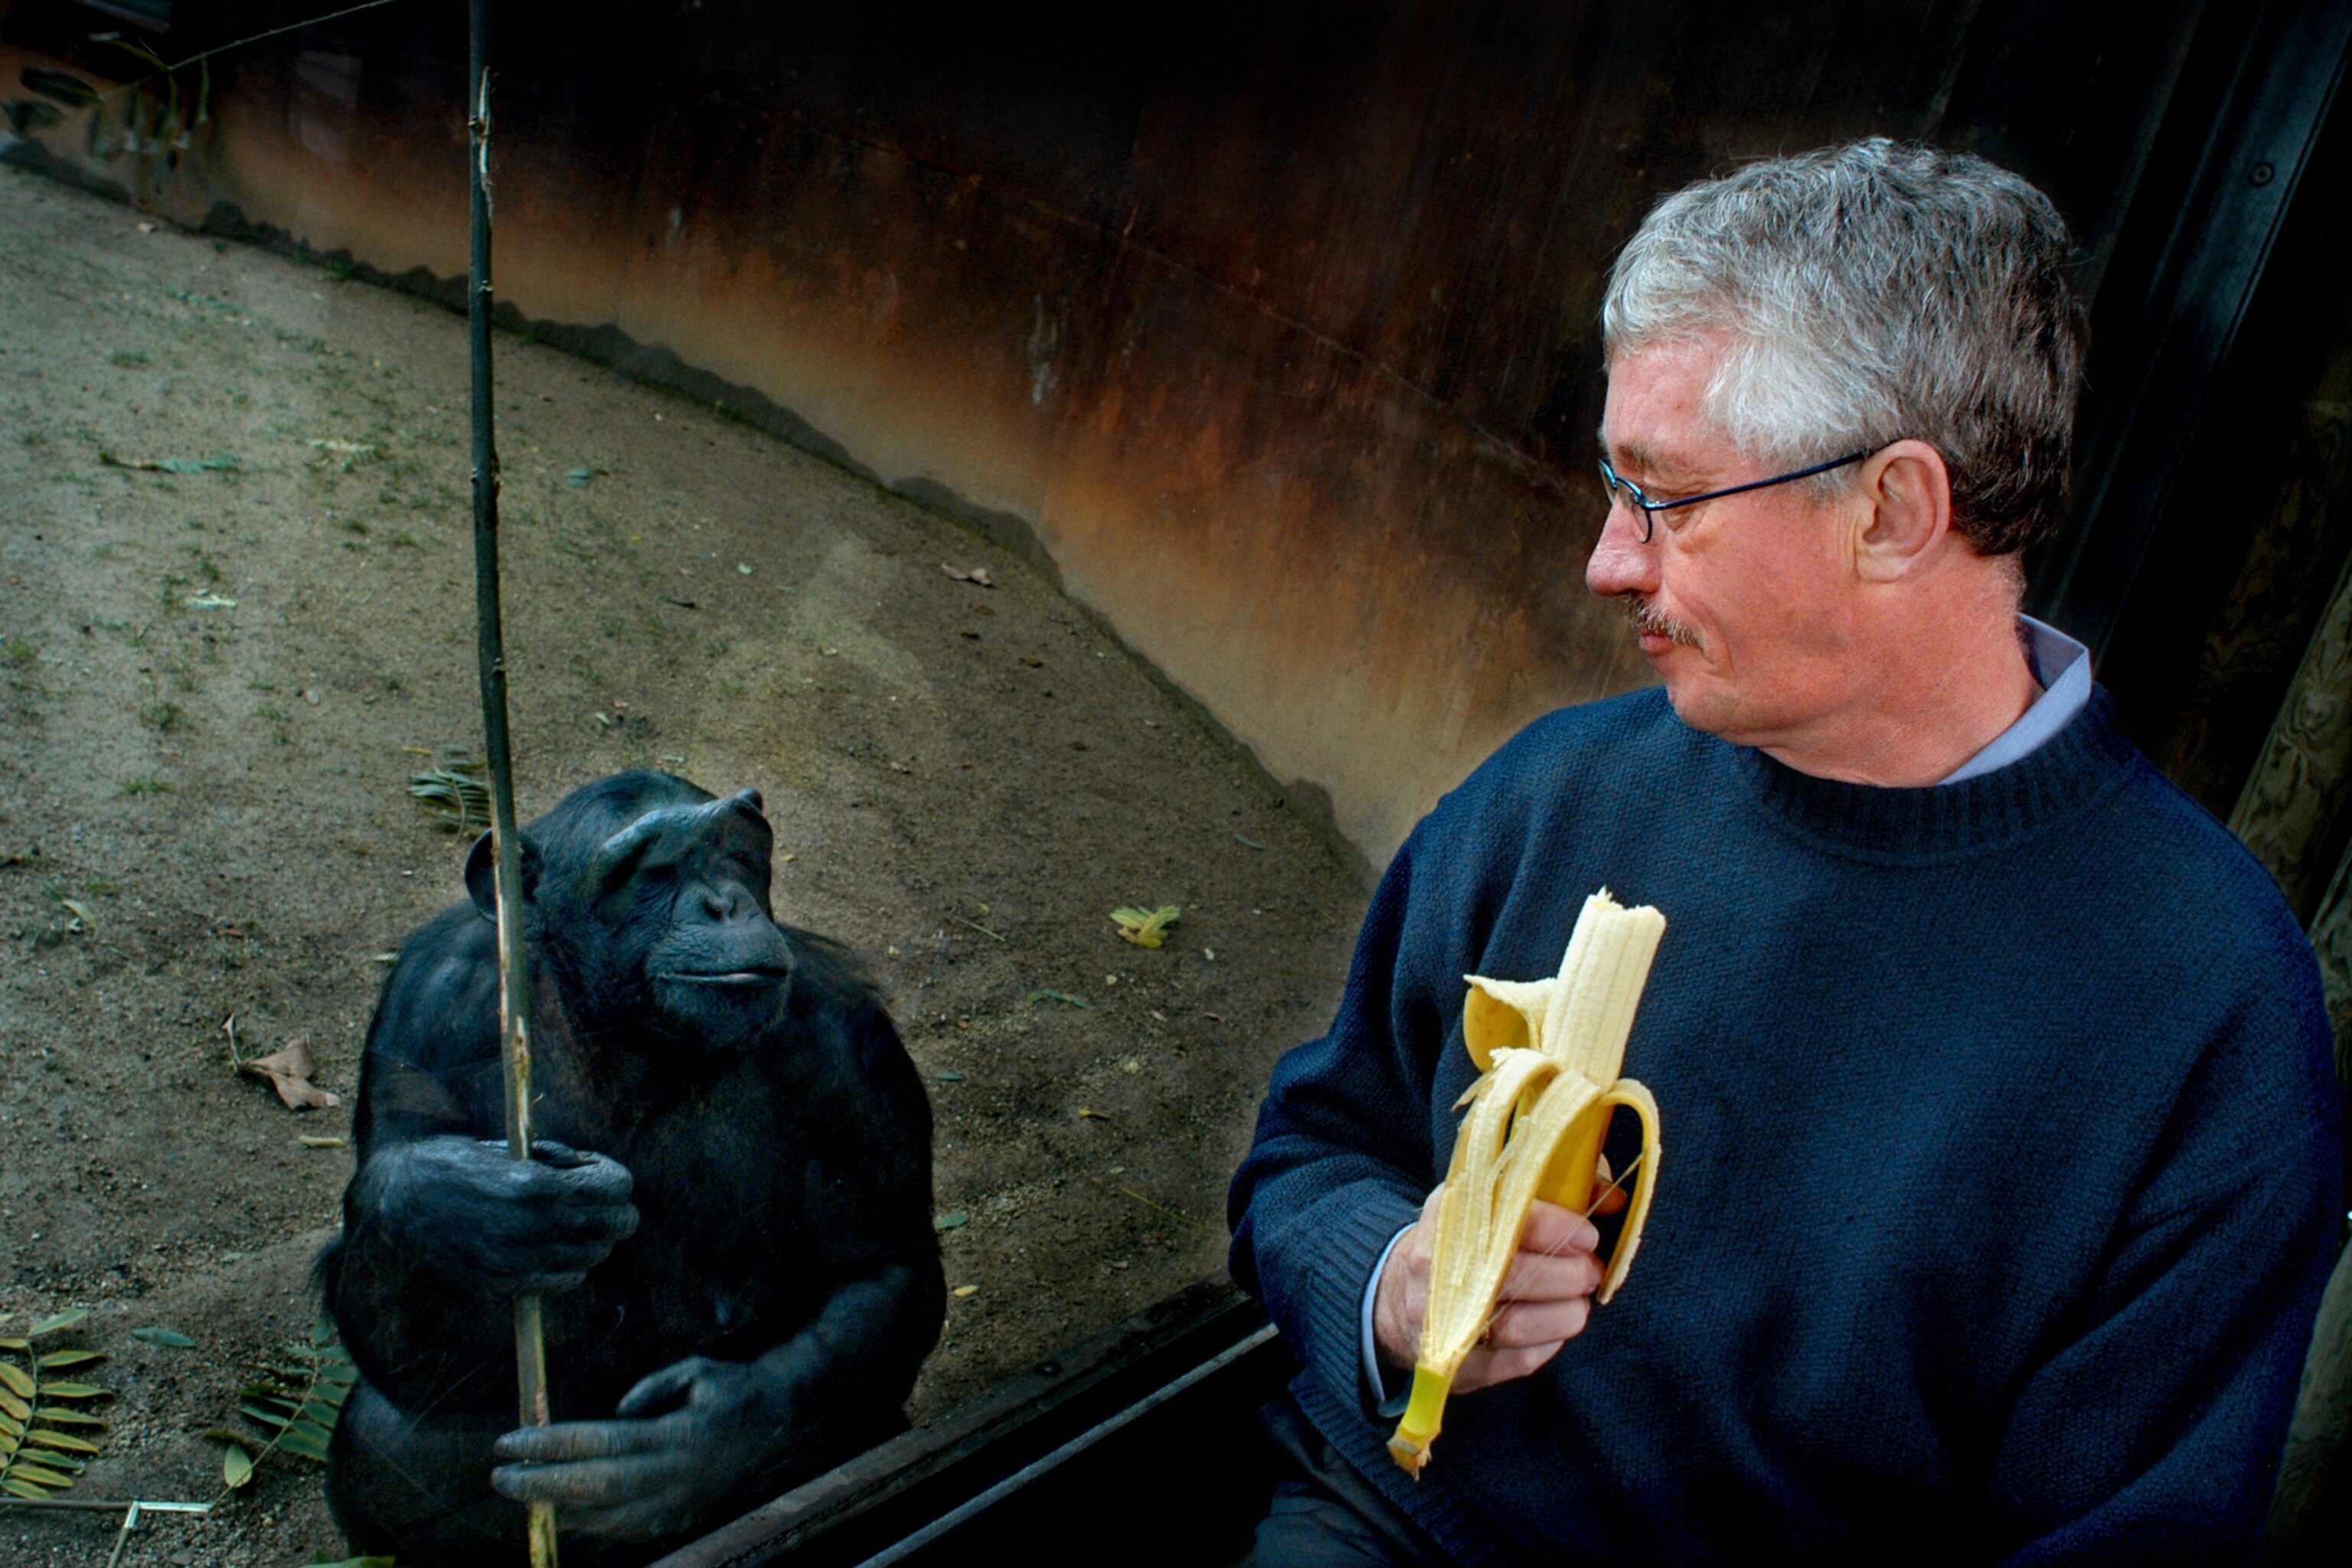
[[1853, 439, 1952, 583], [464, 829, 539, 921]]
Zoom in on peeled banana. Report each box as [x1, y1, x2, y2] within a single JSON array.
[[1386, 889, 1666, 1477]]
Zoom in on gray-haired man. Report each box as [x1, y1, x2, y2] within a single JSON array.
[[1229, 139, 2341, 1564]]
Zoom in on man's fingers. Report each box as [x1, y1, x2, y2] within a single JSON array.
[[1455, 1338, 1569, 1393], [494, 1419, 666, 1465], [1518, 1200, 1599, 1259], [1485, 1294, 1592, 1349], [1494, 1246, 1604, 1308]]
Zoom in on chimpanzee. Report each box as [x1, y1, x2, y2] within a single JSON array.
[[319, 771, 943, 1565]]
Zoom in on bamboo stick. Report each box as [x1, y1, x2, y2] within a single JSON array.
[[464, 2, 557, 1563]]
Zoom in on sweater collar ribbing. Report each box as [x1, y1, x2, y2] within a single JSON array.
[[1724, 686, 2142, 862]]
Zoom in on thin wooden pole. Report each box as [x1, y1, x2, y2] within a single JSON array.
[[465, 3, 557, 1563]]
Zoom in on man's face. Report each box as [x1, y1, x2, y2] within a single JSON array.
[[1586, 336, 1863, 749]]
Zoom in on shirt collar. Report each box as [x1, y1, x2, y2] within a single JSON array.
[[1938, 615, 2093, 786]]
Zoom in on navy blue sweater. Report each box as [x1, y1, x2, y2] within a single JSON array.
[[1230, 688, 2342, 1563]]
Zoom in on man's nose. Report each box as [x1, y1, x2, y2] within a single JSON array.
[[1586, 501, 1658, 599]]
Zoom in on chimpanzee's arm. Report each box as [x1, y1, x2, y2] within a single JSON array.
[[746, 982, 945, 1421], [322, 907, 637, 1410]]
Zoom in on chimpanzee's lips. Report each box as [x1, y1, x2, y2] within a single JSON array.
[[664, 968, 788, 988]]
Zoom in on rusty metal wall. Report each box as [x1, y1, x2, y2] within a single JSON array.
[[1, 0, 2215, 867]]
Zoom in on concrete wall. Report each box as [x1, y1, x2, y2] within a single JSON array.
[[0, 0, 2210, 868]]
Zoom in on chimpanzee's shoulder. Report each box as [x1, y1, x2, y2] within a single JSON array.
[[775, 925, 926, 1102], [365, 903, 501, 1072], [779, 925, 883, 1024]]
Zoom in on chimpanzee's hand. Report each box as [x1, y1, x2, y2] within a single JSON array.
[[489, 1357, 787, 1541], [368, 1135, 638, 1293]]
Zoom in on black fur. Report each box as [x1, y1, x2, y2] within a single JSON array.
[[319, 772, 942, 1564]]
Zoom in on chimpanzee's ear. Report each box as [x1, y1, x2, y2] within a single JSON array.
[[464, 829, 540, 921]]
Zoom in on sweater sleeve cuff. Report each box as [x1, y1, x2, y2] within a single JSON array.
[[1283, 1181, 1426, 1420]]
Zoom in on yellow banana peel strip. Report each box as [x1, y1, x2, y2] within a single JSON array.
[[1387, 890, 1666, 1478]]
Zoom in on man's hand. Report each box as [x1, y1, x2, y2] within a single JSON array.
[[490, 1356, 784, 1541], [1372, 1183, 1609, 1393]]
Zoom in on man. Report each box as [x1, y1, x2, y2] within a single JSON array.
[[1228, 139, 2343, 1563]]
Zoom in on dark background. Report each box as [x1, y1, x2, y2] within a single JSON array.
[[11, 0, 2348, 877]]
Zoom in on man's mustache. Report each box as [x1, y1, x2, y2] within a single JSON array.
[[1622, 594, 1702, 650]]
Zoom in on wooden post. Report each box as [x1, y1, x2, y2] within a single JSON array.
[[465, 2, 557, 1563]]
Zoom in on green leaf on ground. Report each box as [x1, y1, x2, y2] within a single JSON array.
[[221, 1441, 254, 1488], [131, 1327, 196, 1348], [1109, 905, 1181, 949]]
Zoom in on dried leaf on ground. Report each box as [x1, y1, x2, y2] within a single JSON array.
[[939, 564, 995, 587], [239, 1039, 341, 1111], [1110, 905, 1181, 949]]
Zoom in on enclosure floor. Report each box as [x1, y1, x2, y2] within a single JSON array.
[[0, 162, 1364, 1566]]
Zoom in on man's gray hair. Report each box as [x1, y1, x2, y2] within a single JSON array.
[[1602, 138, 2087, 556]]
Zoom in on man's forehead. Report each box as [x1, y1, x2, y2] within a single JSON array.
[[1596, 424, 1708, 485], [1600, 339, 1727, 478]]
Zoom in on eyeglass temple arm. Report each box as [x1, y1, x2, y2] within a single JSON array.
[[1642, 449, 1871, 512]]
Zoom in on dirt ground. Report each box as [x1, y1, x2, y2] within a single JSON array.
[[0, 162, 1367, 1565]]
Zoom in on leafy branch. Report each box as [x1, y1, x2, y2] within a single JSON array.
[[0, 1308, 113, 1501], [13, 0, 409, 165], [206, 1321, 357, 1492]]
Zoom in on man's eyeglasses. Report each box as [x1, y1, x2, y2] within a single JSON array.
[[1597, 450, 1869, 542]]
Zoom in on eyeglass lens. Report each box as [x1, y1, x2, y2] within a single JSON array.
[[1597, 459, 1654, 541]]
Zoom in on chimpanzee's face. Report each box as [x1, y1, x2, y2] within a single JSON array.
[[579, 789, 794, 1052]]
